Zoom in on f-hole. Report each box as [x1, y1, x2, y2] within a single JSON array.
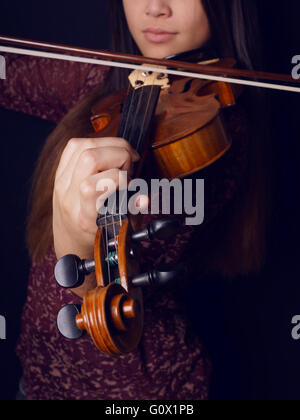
[[182, 79, 194, 93]]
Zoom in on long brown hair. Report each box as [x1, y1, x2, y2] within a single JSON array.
[[27, 0, 271, 278]]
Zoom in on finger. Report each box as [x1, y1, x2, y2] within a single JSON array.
[[128, 194, 150, 215], [135, 195, 150, 212], [78, 169, 129, 222], [72, 147, 135, 188], [58, 137, 140, 178], [56, 137, 140, 190]]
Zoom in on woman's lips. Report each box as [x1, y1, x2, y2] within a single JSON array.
[[143, 27, 177, 43]]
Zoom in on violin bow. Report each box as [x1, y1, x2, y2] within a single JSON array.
[[0, 35, 299, 93]]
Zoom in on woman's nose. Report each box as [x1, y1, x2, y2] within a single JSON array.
[[145, 0, 172, 18]]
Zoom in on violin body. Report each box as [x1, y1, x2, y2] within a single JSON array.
[[91, 72, 237, 180]]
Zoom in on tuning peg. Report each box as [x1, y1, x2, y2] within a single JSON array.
[[131, 264, 187, 288], [132, 218, 182, 243], [55, 255, 95, 289], [57, 304, 84, 340]]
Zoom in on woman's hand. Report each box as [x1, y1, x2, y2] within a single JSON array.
[[53, 137, 140, 261]]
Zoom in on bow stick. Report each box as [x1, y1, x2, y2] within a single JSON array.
[[0, 35, 299, 93]]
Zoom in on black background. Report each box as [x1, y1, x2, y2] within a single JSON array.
[[0, 0, 300, 401]]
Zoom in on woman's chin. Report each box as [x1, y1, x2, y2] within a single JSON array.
[[140, 44, 180, 59]]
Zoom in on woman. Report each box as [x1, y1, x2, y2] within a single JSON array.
[[17, 0, 270, 400]]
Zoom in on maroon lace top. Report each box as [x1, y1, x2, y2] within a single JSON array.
[[0, 54, 249, 400]]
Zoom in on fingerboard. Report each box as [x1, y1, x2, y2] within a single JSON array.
[[118, 85, 161, 156], [97, 85, 161, 226]]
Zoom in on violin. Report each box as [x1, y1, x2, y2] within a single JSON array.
[[55, 56, 241, 355], [1, 36, 299, 356]]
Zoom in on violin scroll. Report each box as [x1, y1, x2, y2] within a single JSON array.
[[57, 283, 143, 356], [55, 218, 185, 355]]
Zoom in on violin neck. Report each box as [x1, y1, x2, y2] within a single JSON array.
[[118, 85, 161, 158], [96, 85, 161, 234]]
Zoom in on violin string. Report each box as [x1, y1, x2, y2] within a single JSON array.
[[106, 82, 150, 280], [135, 82, 156, 154], [115, 77, 147, 227], [116, 83, 138, 228], [106, 77, 140, 255], [98, 78, 138, 267], [96, 89, 137, 286], [127, 84, 145, 152], [97, 204, 112, 286], [103, 207, 112, 285], [99, 75, 143, 278], [99, 78, 155, 258], [110, 209, 117, 268], [117, 81, 154, 224], [131, 82, 157, 217], [120, 85, 133, 227], [1, 45, 300, 93], [122, 87, 138, 142]]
